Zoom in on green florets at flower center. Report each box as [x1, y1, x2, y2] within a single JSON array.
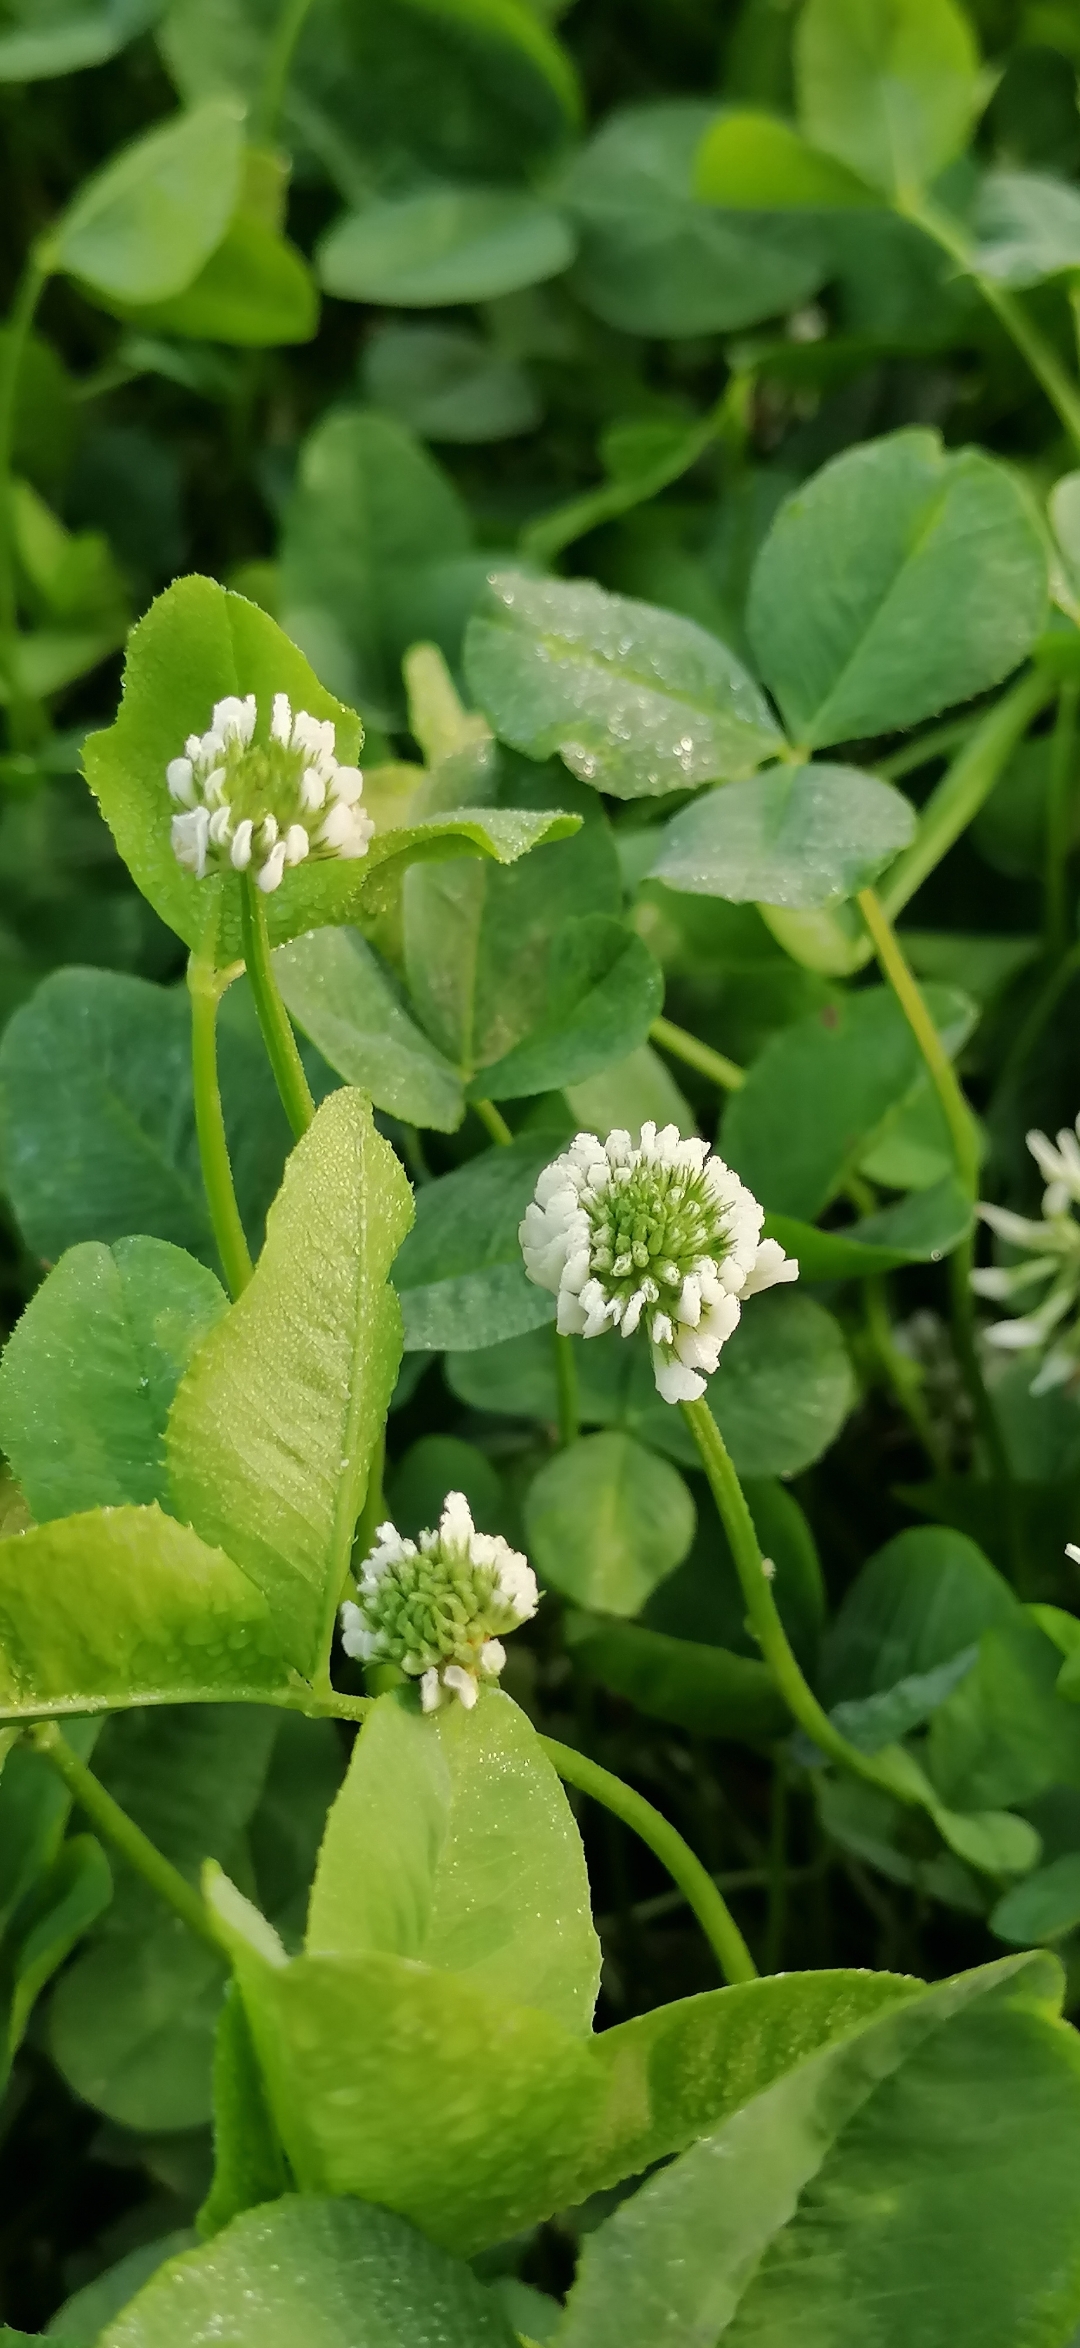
[[364, 1552, 522, 1674], [208, 739, 308, 832], [587, 1165, 727, 1308]]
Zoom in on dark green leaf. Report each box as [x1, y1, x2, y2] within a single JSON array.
[[274, 927, 464, 1134], [563, 102, 828, 336], [524, 1430, 695, 1614], [722, 982, 977, 1219], [0, 1238, 226, 1522], [763, 1177, 973, 1281], [991, 1854, 1080, 1946], [821, 1525, 1017, 1706], [707, 1288, 855, 1477], [0, 0, 161, 80], [394, 1135, 557, 1351], [362, 323, 542, 444], [747, 430, 1047, 750], [565, 1613, 787, 1739], [471, 916, 663, 1100]]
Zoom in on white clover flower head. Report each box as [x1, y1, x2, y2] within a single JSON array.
[[339, 1490, 538, 1712], [519, 1122, 798, 1405], [974, 1115, 1080, 1392], [168, 692, 373, 893]]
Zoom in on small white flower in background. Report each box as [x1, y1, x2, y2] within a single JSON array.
[[339, 1489, 539, 1713], [973, 1115, 1080, 1392], [168, 692, 373, 894], [519, 1122, 798, 1405]]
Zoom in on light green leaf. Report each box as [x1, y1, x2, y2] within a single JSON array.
[[763, 1177, 973, 1282], [47, 2233, 195, 2344], [0, 1238, 226, 1523], [387, 1435, 503, 1542], [564, 102, 829, 337], [100, 2196, 519, 2347], [650, 762, 915, 911], [126, 208, 318, 346], [362, 324, 541, 444], [693, 109, 880, 209], [211, 1863, 919, 2254], [168, 1090, 412, 1680], [708, 1289, 855, 1477], [0, 0, 160, 81], [318, 186, 574, 306], [308, 1689, 600, 2033], [43, 99, 244, 304], [0, 968, 296, 1270], [553, 1953, 1080, 2348], [394, 1135, 557, 1352], [973, 167, 1080, 287], [199, 1987, 291, 2239], [84, 574, 573, 961], [795, 0, 988, 199], [274, 927, 464, 1134], [524, 1431, 695, 1615], [722, 981, 977, 1219], [466, 570, 784, 800], [0, 1507, 289, 1718], [747, 430, 1047, 750], [472, 916, 663, 1100]]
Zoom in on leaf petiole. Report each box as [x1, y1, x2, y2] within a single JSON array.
[[30, 1721, 223, 1954], [240, 875, 315, 1142]]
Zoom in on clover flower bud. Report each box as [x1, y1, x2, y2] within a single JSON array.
[[168, 692, 373, 893], [520, 1122, 798, 1405], [339, 1490, 539, 1712], [974, 1114, 1080, 1391]]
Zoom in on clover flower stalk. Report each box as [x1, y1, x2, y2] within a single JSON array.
[[168, 692, 373, 893], [340, 1491, 539, 1713], [520, 1122, 797, 1404], [973, 1115, 1080, 1392]]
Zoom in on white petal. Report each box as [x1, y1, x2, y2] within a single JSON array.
[[271, 693, 292, 745], [420, 1668, 444, 1713], [317, 799, 354, 849], [284, 823, 309, 866], [741, 1238, 799, 1298], [443, 1664, 478, 1709], [332, 764, 365, 805], [166, 756, 195, 805], [479, 1639, 506, 1677], [230, 818, 253, 870], [652, 1346, 704, 1404], [257, 840, 288, 893]]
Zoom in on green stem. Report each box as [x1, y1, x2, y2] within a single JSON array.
[[240, 876, 314, 1141], [553, 1329, 579, 1447], [540, 1733, 758, 1986], [254, 0, 317, 141], [650, 1015, 746, 1093], [1046, 679, 1079, 964], [863, 1274, 944, 1470], [903, 194, 1080, 456], [188, 948, 253, 1300], [856, 887, 979, 1194], [521, 372, 753, 569], [880, 668, 1054, 925], [681, 1398, 881, 1786], [30, 1723, 222, 1954], [857, 887, 1015, 1507], [0, 259, 46, 643], [874, 713, 977, 782], [473, 1096, 513, 1147], [764, 1753, 788, 1975]]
